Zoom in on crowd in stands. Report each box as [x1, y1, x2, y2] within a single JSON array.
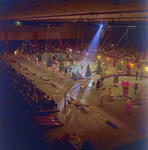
[[0, 60, 57, 112], [98, 47, 147, 63], [96, 47, 148, 72], [0, 58, 57, 150]]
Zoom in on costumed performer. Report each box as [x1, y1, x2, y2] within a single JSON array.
[[68, 64, 73, 78], [126, 98, 132, 114], [96, 79, 100, 90], [43, 61, 47, 72], [52, 63, 56, 76], [59, 71, 64, 82], [107, 85, 114, 101], [99, 91, 103, 106], [36, 58, 40, 67], [113, 72, 119, 86], [134, 82, 138, 95], [27, 55, 30, 61], [113, 58, 116, 67]]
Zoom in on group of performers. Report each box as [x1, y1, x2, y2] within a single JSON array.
[[14, 45, 144, 115], [98, 85, 114, 106], [136, 70, 144, 80], [15, 47, 24, 58], [25, 50, 85, 84]]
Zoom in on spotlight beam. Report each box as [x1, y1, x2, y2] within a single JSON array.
[[87, 25, 103, 55]]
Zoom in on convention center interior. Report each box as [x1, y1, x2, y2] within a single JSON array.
[[0, 0, 148, 150]]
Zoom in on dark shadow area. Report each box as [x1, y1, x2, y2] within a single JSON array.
[[80, 141, 94, 150], [0, 59, 53, 150], [111, 137, 148, 150]]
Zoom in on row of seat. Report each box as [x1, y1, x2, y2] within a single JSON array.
[[0, 58, 51, 150]]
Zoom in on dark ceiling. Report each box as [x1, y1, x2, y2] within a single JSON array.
[[0, 0, 148, 22]]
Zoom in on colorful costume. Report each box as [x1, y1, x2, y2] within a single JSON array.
[[123, 86, 129, 97], [113, 73, 119, 86], [44, 63, 47, 71], [113, 59, 116, 67], [59, 72, 64, 82], [36, 58, 40, 67], [68, 65, 73, 78], [52, 64, 56, 75], [27, 55, 30, 61], [107, 87, 114, 101], [36, 62, 40, 67], [126, 99, 131, 114], [105, 57, 107, 63], [99, 92, 103, 106]]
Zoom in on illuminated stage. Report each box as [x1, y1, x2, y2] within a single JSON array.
[[1, 52, 148, 150]]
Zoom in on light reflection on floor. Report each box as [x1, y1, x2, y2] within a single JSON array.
[[57, 78, 92, 121]]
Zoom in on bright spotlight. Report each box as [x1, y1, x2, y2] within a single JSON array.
[[100, 24, 104, 28], [16, 21, 21, 26], [87, 25, 103, 55]]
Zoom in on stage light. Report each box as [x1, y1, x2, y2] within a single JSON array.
[[14, 51, 17, 55], [129, 63, 134, 68], [106, 57, 110, 61], [16, 21, 21, 26], [97, 55, 101, 59], [87, 24, 103, 55], [145, 67, 148, 71]]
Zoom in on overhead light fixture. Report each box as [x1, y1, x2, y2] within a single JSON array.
[[16, 21, 21, 26]]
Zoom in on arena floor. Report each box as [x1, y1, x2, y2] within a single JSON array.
[[2, 53, 148, 150]]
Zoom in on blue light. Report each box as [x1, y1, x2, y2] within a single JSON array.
[[87, 25, 103, 55], [100, 24, 103, 28]]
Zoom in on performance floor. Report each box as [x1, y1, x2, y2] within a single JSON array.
[[2, 53, 148, 150]]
